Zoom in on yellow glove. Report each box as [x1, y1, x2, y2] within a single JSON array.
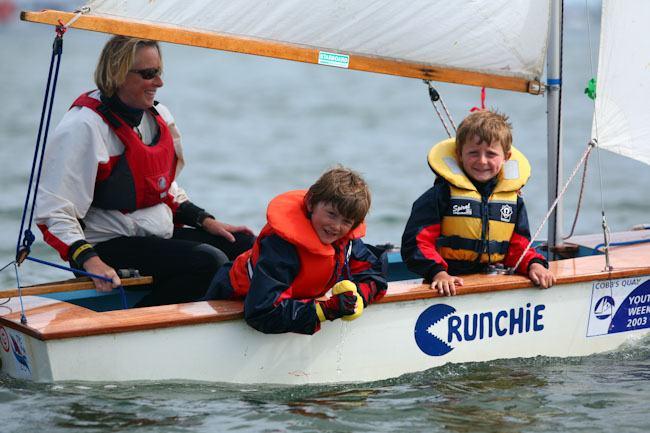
[[332, 280, 364, 321], [315, 280, 364, 322]]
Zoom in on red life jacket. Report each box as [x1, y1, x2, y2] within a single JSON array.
[[72, 92, 177, 212], [229, 190, 366, 300]]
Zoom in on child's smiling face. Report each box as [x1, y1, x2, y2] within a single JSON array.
[[307, 202, 354, 244], [457, 134, 511, 183]]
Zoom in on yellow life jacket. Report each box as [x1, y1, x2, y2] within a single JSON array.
[[427, 138, 531, 264]]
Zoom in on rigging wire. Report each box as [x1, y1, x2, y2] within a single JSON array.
[[561, 0, 597, 240], [584, 0, 613, 270], [510, 141, 595, 274], [563, 150, 590, 239], [0, 260, 15, 273], [423, 81, 456, 137]]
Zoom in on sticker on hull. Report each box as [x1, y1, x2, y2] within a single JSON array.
[[0, 326, 9, 352], [10, 333, 31, 374], [1, 330, 32, 379], [587, 277, 650, 336], [415, 302, 546, 356]]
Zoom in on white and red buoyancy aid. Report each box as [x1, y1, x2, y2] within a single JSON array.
[[72, 93, 177, 212]]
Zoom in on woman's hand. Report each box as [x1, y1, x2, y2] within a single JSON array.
[[202, 218, 255, 242], [528, 263, 556, 289], [430, 271, 464, 296], [83, 256, 121, 292]]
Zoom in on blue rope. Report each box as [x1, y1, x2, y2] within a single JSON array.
[[16, 35, 64, 261], [9, 27, 130, 321], [25, 257, 128, 309], [593, 238, 650, 252], [29, 41, 64, 235]]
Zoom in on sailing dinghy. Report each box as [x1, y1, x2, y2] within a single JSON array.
[[1, 0, 649, 384]]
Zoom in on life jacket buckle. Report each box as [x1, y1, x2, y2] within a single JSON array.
[[484, 263, 508, 275]]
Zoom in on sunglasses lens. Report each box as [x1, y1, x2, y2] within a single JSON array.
[[140, 68, 159, 79], [131, 68, 160, 79]]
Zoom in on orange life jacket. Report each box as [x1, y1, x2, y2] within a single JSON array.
[[229, 190, 366, 300]]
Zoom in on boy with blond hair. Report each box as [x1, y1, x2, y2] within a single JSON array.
[[402, 110, 555, 296], [205, 166, 387, 334]]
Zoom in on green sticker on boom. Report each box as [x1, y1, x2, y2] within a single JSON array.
[[318, 51, 350, 68]]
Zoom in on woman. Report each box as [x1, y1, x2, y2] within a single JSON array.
[[35, 36, 254, 307]]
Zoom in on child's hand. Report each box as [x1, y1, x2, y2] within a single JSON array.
[[528, 263, 556, 289], [430, 271, 464, 296]]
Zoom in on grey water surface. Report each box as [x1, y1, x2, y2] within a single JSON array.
[[1, 3, 649, 432]]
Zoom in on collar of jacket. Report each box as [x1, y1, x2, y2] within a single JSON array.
[[100, 93, 145, 127], [266, 190, 366, 256], [427, 137, 531, 193]]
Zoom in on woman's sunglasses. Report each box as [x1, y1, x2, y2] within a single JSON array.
[[129, 67, 162, 80]]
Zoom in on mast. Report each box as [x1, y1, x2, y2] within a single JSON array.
[[546, 0, 564, 258]]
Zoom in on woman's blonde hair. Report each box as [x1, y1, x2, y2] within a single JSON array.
[[94, 36, 162, 97]]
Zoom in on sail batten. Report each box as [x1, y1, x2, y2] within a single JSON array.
[[21, 0, 550, 94]]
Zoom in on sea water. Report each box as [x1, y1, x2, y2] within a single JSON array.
[[1, 3, 649, 432]]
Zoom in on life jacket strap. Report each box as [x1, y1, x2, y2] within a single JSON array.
[[437, 236, 510, 255]]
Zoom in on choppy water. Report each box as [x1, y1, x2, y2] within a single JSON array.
[[1, 2, 650, 432], [2, 340, 650, 433]]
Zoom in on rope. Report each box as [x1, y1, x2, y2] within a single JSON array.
[[15, 33, 63, 264], [438, 91, 457, 132], [8, 7, 129, 322], [25, 257, 128, 309], [16, 7, 90, 264], [13, 263, 27, 324], [0, 260, 15, 273], [563, 147, 591, 239], [509, 141, 595, 274], [593, 238, 650, 252], [470, 87, 487, 112], [0, 260, 17, 305], [423, 80, 456, 137]]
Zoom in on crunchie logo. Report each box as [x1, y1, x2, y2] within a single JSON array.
[[415, 304, 456, 356], [452, 203, 472, 216], [415, 302, 546, 356], [500, 204, 513, 222]]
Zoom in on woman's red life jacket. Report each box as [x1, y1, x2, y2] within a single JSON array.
[[72, 92, 177, 212], [229, 190, 366, 300]]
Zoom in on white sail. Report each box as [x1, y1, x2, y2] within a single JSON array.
[[81, 0, 549, 83], [593, 0, 650, 166]]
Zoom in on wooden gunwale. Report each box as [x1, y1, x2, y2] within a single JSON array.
[[0, 275, 152, 298], [21, 10, 541, 94], [1, 243, 649, 342]]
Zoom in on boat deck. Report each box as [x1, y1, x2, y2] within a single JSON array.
[[2, 242, 649, 341]]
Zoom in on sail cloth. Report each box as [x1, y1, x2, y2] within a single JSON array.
[[593, 0, 650, 166], [60, 0, 550, 92]]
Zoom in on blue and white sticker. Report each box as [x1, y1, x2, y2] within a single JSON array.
[[7, 330, 31, 378], [415, 302, 546, 356], [587, 277, 650, 336], [318, 51, 350, 68]]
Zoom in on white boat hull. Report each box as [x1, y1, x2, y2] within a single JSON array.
[[2, 275, 649, 384]]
